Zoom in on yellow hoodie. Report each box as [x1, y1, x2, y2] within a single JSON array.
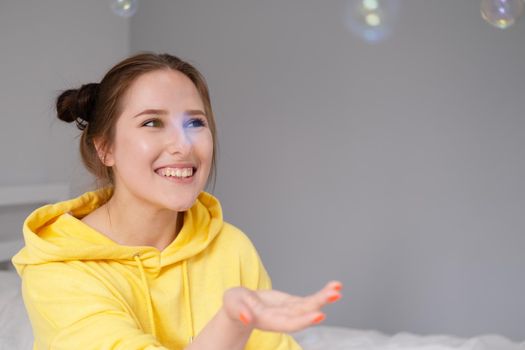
[[12, 189, 301, 350]]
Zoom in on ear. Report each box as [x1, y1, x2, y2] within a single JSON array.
[[93, 138, 115, 167]]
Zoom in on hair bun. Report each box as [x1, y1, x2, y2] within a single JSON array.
[[56, 83, 99, 130]]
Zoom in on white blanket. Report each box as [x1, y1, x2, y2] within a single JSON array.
[[293, 326, 525, 350]]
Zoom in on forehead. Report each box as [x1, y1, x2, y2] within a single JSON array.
[[121, 69, 204, 111]]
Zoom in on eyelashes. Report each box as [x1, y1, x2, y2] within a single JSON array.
[[142, 118, 163, 128], [184, 117, 207, 128]]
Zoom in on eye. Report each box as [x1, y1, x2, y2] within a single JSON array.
[[185, 117, 207, 128], [142, 118, 163, 128]]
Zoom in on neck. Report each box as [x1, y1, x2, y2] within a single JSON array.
[[104, 187, 183, 251]]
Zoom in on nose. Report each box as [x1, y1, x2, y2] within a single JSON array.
[[165, 124, 192, 156]]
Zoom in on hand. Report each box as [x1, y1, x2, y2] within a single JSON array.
[[222, 281, 343, 333]]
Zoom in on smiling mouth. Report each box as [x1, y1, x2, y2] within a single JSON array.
[[156, 167, 196, 179]]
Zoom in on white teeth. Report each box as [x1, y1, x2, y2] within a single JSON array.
[[159, 167, 193, 178]]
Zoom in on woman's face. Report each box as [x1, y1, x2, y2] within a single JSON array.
[[102, 69, 213, 212]]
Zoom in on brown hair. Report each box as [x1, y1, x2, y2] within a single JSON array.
[[56, 53, 217, 189]]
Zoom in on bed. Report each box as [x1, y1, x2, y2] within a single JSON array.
[[0, 270, 33, 350], [1, 185, 524, 350]]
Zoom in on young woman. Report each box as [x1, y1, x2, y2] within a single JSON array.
[[12, 53, 342, 350]]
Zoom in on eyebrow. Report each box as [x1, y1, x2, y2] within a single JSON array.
[[133, 108, 207, 118], [186, 109, 207, 117]]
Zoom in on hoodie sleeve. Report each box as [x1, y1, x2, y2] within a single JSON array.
[[20, 263, 170, 350]]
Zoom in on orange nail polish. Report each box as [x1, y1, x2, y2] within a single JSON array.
[[312, 313, 325, 324], [332, 282, 343, 291], [327, 294, 341, 303], [239, 312, 250, 325]]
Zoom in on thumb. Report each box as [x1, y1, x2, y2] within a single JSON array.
[[223, 287, 254, 326]]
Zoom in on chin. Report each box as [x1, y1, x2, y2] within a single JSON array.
[[161, 195, 200, 212]]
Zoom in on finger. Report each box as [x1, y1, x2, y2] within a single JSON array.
[[254, 308, 327, 333], [259, 290, 340, 321], [300, 286, 343, 310], [284, 291, 342, 316], [256, 289, 302, 306], [258, 282, 343, 316], [223, 287, 257, 326], [324, 280, 344, 304], [325, 280, 343, 292], [256, 281, 343, 309], [238, 307, 253, 326]]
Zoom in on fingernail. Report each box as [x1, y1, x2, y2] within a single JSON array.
[[327, 293, 341, 303], [239, 312, 250, 325], [312, 313, 326, 324], [332, 282, 343, 291]]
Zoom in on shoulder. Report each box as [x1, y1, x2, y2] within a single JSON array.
[[20, 261, 131, 323], [218, 222, 252, 243], [19, 261, 120, 303], [214, 221, 259, 256], [19, 263, 113, 327], [212, 222, 272, 289]]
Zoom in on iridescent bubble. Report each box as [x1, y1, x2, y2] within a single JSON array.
[[363, 0, 379, 10], [110, 0, 139, 18], [481, 0, 524, 29], [344, 0, 401, 44]]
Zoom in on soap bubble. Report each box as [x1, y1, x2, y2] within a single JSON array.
[[344, 0, 401, 44], [110, 0, 139, 18], [481, 0, 524, 29]]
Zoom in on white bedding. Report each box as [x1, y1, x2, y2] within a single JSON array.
[[1, 270, 523, 350], [0, 271, 33, 350], [293, 326, 525, 350]]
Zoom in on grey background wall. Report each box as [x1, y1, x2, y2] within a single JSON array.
[[0, 1, 129, 192], [1, 0, 524, 342], [0, 1, 129, 254], [130, 0, 525, 341]]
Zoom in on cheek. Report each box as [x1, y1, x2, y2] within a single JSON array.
[[115, 134, 157, 166], [193, 132, 214, 165], [134, 138, 156, 154]]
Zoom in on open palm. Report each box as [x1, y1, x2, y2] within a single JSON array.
[[222, 281, 342, 333]]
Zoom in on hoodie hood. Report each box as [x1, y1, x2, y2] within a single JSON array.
[[12, 188, 224, 275]]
